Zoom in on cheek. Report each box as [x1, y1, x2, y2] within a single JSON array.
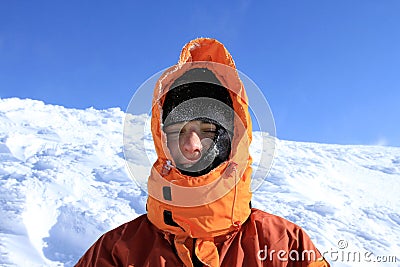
[[166, 139, 180, 158], [200, 137, 214, 150]]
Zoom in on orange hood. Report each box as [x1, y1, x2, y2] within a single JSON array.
[[147, 38, 253, 266]]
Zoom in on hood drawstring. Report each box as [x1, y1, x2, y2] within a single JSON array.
[[162, 160, 173, 176]]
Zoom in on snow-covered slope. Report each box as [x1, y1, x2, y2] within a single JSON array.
[[0, 98, 398, 266]]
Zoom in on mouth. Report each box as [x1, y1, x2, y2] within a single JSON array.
[[179, 158, 200, 168]]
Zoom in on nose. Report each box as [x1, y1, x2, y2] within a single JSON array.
[[181, 131, 202, 160]]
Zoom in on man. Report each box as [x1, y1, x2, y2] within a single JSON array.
[[76, 38, 330, 267]]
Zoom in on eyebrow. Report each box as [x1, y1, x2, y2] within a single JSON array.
[[164, 121, 217, 130], [164, 124, 184, 131], [200, 120, 216, 125], [201, 123, 216, 128]]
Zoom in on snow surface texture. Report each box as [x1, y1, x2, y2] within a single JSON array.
[[0, 98, 399, 267]]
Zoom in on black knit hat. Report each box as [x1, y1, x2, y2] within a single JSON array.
[[162, 68, 234, 176], [162, 69, 234, 132]]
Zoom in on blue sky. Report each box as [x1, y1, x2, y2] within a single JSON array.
[[1, 1, 399, 146]]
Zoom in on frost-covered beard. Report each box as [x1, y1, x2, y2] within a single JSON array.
[[178, 126, 232, 177]]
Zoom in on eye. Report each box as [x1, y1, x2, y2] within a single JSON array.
[[165, 130, 181, 140], [164, 124, 184, 136], [165, 130, 179, 135], [201, 124, 216, 132], [200, 128, 217, 139], [202, 129, 216, 134]]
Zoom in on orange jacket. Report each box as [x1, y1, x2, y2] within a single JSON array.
[[75, 209, 329, 267], [75, 38, 330, 267]]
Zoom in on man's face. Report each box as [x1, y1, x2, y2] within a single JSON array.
[[164, 120, 217, 169]]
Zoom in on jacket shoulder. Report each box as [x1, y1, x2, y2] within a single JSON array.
[[245, 209, 329, 266], [247, 208, 321, 254], [75, 214, 155, 266], [99, 213, 149, 242], [249, 208, 304, 235]]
